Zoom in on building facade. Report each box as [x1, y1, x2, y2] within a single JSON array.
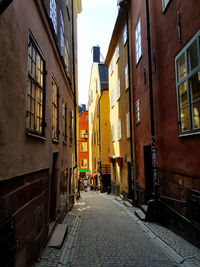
[[150, 0, 200, 236], [0, 0, 81, 266], [105, 9, 134, 200], [88, 47, 111, 191], [78, 108, 89, 180]]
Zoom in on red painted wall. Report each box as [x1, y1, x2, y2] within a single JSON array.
[[78, 111, 89, 170], [151, 0, 200, 178], [130, 0, 152, 194]]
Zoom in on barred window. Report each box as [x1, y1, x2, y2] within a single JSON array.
[[27, 34, 45, 135], [52, 79, 59, 140]]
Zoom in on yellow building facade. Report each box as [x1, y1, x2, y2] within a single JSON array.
[[88, 47, 111, 191], [105, 12, 133, 199]]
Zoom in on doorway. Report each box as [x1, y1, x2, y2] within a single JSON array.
[[144, 145, 153, 202]]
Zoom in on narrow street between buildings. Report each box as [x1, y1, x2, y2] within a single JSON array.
[[36, 190, 200, 267]]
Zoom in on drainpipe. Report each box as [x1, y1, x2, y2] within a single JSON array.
[[145, 0, 158, 202], [72, 0, 77, 170], [118, 1, 134, 203]]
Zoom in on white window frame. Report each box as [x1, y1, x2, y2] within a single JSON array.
[[118, 119, 121, 140], [111, 90, 114, 108], [125, 64, 129, 90], [116, 44, 119, 62], [135, 17, 142, 64], [112, 124, 115, 142], [50, 0, 57, 34], [60, 10, 64, 56], [123, 24, 128, 45], [175, 30, 200, 135], [162, 0, 171, 11], [117, 78, 120, 100], [136, 99, 140, 124], [126, 113, 130, 138]]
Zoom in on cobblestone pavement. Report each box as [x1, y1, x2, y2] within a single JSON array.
[[36, 190, 200, 267]]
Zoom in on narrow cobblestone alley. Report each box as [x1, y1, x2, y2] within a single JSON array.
[[59, 191, 177, 267], [36, 190, 200, 267]]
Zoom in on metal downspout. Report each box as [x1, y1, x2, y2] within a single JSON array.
[[145, 0, 158, 201]]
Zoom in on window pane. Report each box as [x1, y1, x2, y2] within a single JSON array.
[[190, 72, 200, 102], [179, 82, 188, 107], [180, 107, 190, 131], [177, 55, 186, 82], [192, 101, 200, 129], [188, 41, 198, 72]]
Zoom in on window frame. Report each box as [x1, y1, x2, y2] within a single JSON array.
[[136, 99, 140, 124], [62, 101, 67, 142], [27, 33, 46, 137], [50, 0, 57, 34], [81, 159, 88, 169], [175, 30, 200, 136], [162, 0, 171, 12], [117, 119, 121, 141], [123, 24, 128, 46], [135, 17, 142, 65], [80, 142, 88, 152], [52, 78, 59, 140], [125, 64, 129, 90]]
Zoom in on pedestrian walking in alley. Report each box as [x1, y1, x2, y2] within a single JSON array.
[[83, 178, 88, 191]]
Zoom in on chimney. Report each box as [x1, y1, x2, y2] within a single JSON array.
[[92, 46, 100, 63]]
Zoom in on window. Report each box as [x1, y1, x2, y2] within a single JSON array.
[[52, 79, 59, 139], [62, 101, 67, 142], [125, 64, 129, 90], [116, 44, 119, 62], [162, 0, 170, 11], [112, 124, 115, 142], [123, 24, 128, 45], [175, 31, 200, 134], [50, 0, 57, 34], [110, 61, 114, 75], [64, 40, 71, 77], [81, 159, 88, 168], [97, 130, 100, 144], [80, 130, 86, 138], [117, 78, 120, 100], [136, 99, 140, 124], [96, 79, 98, 92], [126, 113, 130, 138], [135, 18, 142, 64], [118, 119, 121, 140], [80, 142, 87, 152], [94, 132, 96, 145], [97, 102, 100, 117], [27, 34, 45, 135], [91, 112, 93, 123], [69, 111, 73, 144], [60, 10, 64, 57], [111, 90, 114, 107]]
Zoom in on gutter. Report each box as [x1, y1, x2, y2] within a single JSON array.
[[145, 0, 158, 201]]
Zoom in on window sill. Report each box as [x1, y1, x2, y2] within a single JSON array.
[[26, 132, 46, 141], [179, 131, 200, 138], [52, 138, 59, 144]]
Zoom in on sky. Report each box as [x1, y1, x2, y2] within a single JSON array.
[[77, 0, 119, 106]]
